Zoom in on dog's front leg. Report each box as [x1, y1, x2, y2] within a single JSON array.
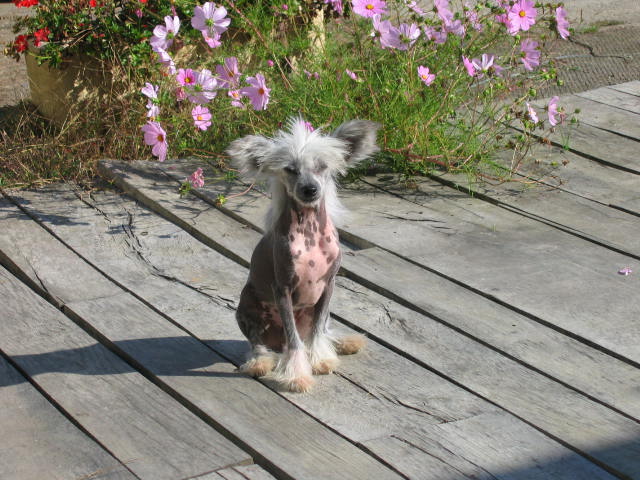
[[308, 277, 340, 375], [272, 286, 315, 392]]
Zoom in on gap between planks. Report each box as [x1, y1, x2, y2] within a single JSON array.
[[91, 161, 640, 477], [0, 186, 632, 480]]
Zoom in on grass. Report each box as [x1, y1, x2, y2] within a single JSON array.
[[0, 0, 566, 190]]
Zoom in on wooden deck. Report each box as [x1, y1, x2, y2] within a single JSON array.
[[1, 81, 640, 480]]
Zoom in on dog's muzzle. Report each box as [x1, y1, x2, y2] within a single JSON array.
[[297, 183, 320, 203]]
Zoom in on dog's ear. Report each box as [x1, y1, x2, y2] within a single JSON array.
[[226, 134, 273, 177], [331, 120, 381, 166]]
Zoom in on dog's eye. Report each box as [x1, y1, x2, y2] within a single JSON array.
[[284, 166, 298, 175]]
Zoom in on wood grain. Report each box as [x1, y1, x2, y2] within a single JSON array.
[[0, 264, 251, 480]]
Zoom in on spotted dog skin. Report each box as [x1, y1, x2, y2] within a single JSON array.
[[237, 201, 341, 352], [228, 118, 380, 392]]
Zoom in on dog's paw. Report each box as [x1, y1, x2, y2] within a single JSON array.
[[312, 357, 340, 375], [286, 374, 316, 393], [240, 355, 276, 377], [335, 334, 366, 355]]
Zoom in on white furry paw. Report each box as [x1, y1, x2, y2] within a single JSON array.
[[240, 355, 276, 377], [334, 334, 366, 355], [311, 356, 340, 375], [272, 349, 315, 393], [309, 334, 339, 375]]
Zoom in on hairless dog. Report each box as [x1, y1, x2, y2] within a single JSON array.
[[227, 118, 380, 392]]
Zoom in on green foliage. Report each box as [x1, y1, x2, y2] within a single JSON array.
[[1, 0, 575, 189]]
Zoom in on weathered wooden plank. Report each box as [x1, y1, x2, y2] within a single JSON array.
[[0, 263, 251, 479], [609, 80, 640, 97], [576, 86, 640, 114], [0, 354, 135, 480], [335, 251, 640, 478], [7, 187, 628, 476], [194, 464, 277, 480], [335, 178, 640, 360], [115, 159, 640, 412], [5, 186, 610, 479], [536, 94, 640, 140], [0, 198, 400, 480], [95, 160, 640, 477], [362, 411, 621, 480], [218, 464, 277, 480], [528, 121, 640, 175], [434, 162, 640, 259], [99, 159, 258, 266], [157, 159, 640, 377], [493, 143, 640, 215]]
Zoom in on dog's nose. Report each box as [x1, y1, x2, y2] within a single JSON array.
[[301, 185, 318, 198]]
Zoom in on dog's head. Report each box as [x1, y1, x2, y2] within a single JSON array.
[[227, 118, 380, 207]]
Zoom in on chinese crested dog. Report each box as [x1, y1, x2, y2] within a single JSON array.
[[227, 118, 380, 392]]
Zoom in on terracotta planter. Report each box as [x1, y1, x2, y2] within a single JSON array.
[[25, 46, 111, 126]]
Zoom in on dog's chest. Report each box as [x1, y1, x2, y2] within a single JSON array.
[[288, 209, 340, 306]]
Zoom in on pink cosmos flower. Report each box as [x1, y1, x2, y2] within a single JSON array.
[[202, 31, 222, 48], [417, 65, 435, 86], [471, 54, 503, 78], [141, 121, 168, 162], [241, 74, 271, 110], [135, 8, 143, 18], [216, 57, 241, 88], [140, 82, 160, 118], [352, 0, 386, 18], [176, 68, 197, 87], [324, 0, 344, 15], [141, 82, 158, 100], [526, 102, 538, 123], [435, 0, 453, 24], [519, 38, 540, 71], [465, 4, 483, 31], [345, 69, 358, 81], [191, 3, 230, 38], [267, 59, 275, 67], [396, 22, 421, 50], [444, 19, 465, 37], [188, 168, 205, 189], [155, 48, 176, 74], [373, 14, 396, 48], [406, 1, 426, 17], [141, 83, 160, 118], [548, 96, 565, 126], [228, 89, 245, 108], [424, 26, 447, 44], [555, 7, 570, 39], [191, 105, 212, 131], [151, 15, 180, 51], [175, 87, 187, 102], [495, 12, 512, 31], [186, 69, 218, 104], [507, 0, 537, 35], [462, 56, 476, 77]]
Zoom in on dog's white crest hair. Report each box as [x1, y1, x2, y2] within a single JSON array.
[[227, 117, 380, 230]]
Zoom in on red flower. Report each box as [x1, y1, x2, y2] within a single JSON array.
[[14, 34, 29, 52], [13, 0, 38, 7], [140, 0, 148, 3], [89, 0, 97, 6], [33, 27, 50, 47]]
